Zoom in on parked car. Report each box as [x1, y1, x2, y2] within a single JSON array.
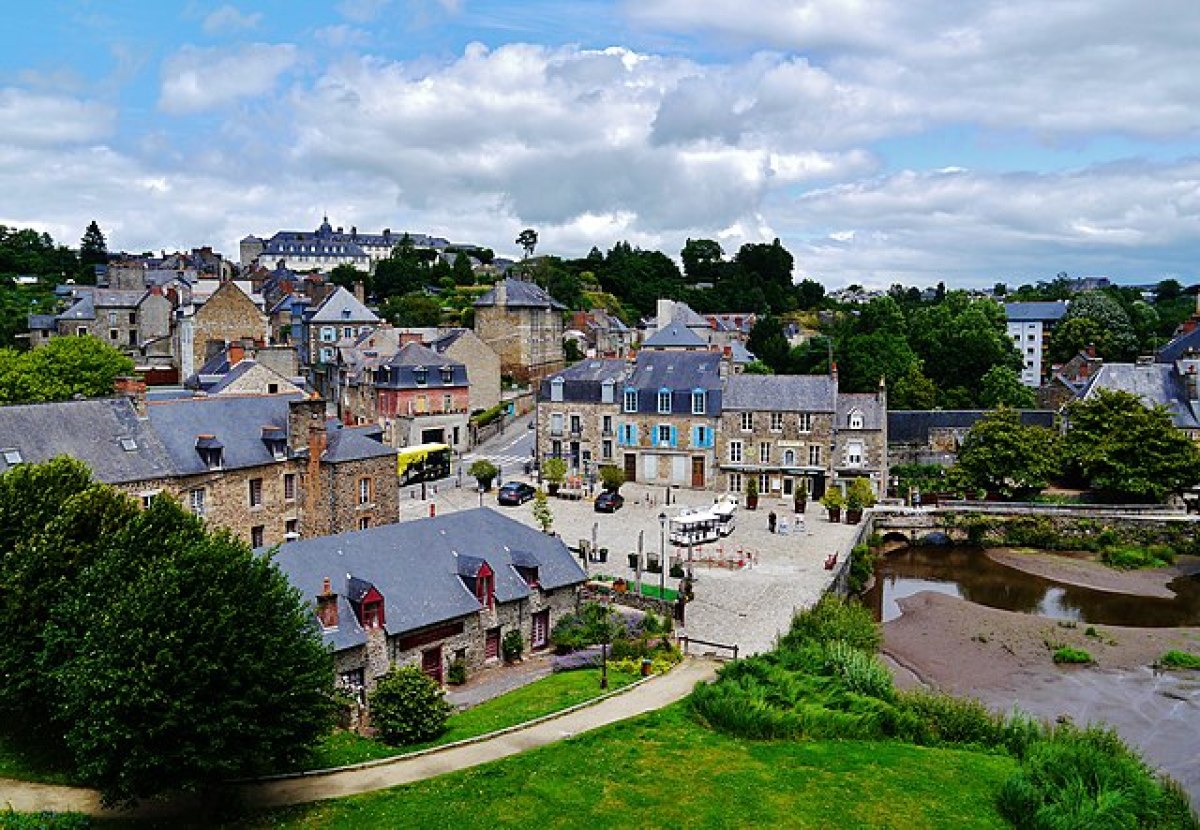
[[497, 481, 537, 506], [594, 491, 624, 513]]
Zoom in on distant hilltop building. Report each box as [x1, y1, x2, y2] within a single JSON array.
[[240, 217, 450, 274]]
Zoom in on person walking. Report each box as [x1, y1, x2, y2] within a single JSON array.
[[768, 511, 777, 533]]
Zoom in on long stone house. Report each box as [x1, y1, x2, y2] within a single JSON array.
[[272, 508, 586, 694]]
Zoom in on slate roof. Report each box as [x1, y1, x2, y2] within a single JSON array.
[[324, 421, 397, 463], [888, 410, 1057, 443], [308, 286, 379, 324], [642, 323, 707, 349], [728, 341, 755, 364], [538, 359, 629, 402], [664, 301, 709, 328], [1004, 301, 1068, 323], [0, 398, 175, 483], [627, 351, 722, 392], [376, 342, 469, 389], [837, 393, 885, 430], [1157, 326, 1200, 364], [270, 508, 586, 650], [60, 293, 95, 320], [1083, 363, 1200, 430], [724, 374, 836, 412], [474, 277, 566, 310], [27, 314, 56, 330]]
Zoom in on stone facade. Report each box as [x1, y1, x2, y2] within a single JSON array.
[[186, 280, 267, 376], [474, 278, 565, 384], [432, 329, 502, 414], [717, 403, 836, 500]]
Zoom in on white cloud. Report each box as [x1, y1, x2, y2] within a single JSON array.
[[0, 89, 115, 146], [314, 24, 372, 49], [202, 5, 262, 35], [158, 43, 298, 114], [337, 0, 392, 23]]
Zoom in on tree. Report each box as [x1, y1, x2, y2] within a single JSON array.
[[979, 365, 1036, 409], [451, 252, 475, 286], [742, 360, 774, 375], [374, 234, 431, 298], [746, 316, 790, 373], [328, 263, 371, 297], [795, 278, 826, 310], [516, 228, 538, 259], [532, 489, 553, 533], [469, 459, 498, 491], [951, 409, 1059, 499], [1050, 291, 1138, 362], [837, 331, 919, 393], [78, 220, 107, 274], [598, 465, 625, 493], [1062, 389, 1200, 502], [380, 294, 443, 327], [368, 665, 451, 746], [542, 457, 567, 489], [680, 238, 723, 284], [0, 336, 134, 404], [890, 365, 938, 410]]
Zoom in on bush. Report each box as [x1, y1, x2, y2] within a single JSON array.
[[368, 666, 451, 746], [897, 691, 1005, 747], [1052, 647, 1093, 665], [550, 603, 618, 653], [447, 659, 467, 686], [1101, 544, 1175, 570], [502, 630, 524, 662], [598, 465, 625, 492], [1160, 650, 1200, 669], [847, 544, 877, 595], [778, 595, 881, 654], [472, 404, 504, 428], [822, 641, 894, 700], [468, 459, 498, 491], [542, 457, 567, 486], [0, 812, 91, 830]]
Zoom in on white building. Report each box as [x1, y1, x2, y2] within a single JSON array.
[[1003, 301, 1069, 386]]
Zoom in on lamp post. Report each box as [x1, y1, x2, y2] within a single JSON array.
[[658, 511, 667, 601]]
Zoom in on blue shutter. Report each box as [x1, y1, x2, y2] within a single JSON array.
[[670, 426, 678, 448], [691, 426, 699, 447], [630, 424, 638, 445]]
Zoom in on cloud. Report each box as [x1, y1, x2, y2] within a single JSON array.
[[158, 43, 298, 113], [314, 24, 372, 49], [202, 5, 262, 35], [0, 89, 115, 146], [337, 0, 392, 23]]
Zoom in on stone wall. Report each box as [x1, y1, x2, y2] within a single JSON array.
[[191, 282, 266, 371], [443, 330, 501, 414], [716, 409, 834, 497]]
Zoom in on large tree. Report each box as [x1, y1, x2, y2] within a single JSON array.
[[951, 409, 1059, 499], [328, 263, 371, 297], [0, 458, 333, 806], [1062, 389, 1200, 502], [907, 294, 1020, 405], [515, 228, 538, 259], [78, 220, 108, 274], [1050, 290, 1139, 362], [380, 293, 444, 327], [979, 365, 1036, 409], [0, 336, 134, 404]]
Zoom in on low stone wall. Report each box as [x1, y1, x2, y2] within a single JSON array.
[[581, 582, 673, 618]]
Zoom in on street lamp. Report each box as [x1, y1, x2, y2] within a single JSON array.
[[658, 511, 667, 601]]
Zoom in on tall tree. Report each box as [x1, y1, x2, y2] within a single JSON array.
[[746, 316, 790, 373], [0, 336, 134, 404], [78, 220, 108, 276], [380, 294, 443, 327], [979, 365, 1036, 409], [1050, 290, 1138, 362], [1062, 389, 1200, 503], [680, 238, 723, 285], [451, 252, 475, 286], [951, 409, 1059, 499], [328, 263, 372, 298], [515, 228, 538, 259]]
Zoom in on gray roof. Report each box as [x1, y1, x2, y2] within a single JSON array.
[[377, 342, 468, 389], [642, 323, 707, 349], [27, 314, 56, 330], [1157, 326, 1200, 364], [60, 293, 95, 321], [324, 421, 397, 463], [309, 286, 379, 324], [1084, 363, 1200, 430], [728, 341, 755, 364], [837, 393, 885, 430], [628, 350, 722, 392], [0, 397, 175, 483], [538, 359, 629, 403], [270, 508, 586, 650], [724, 374, 835, 412], [474, 277, 566, 310], [665, 301, 709, 328], [1004, 301, 1068, 323], [93, 289, 148, 308], [888, 410, 1057, 443]]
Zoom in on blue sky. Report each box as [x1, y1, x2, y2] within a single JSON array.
[[1, 0, 1198, 287]]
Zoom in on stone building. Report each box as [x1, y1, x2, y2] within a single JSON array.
[[272, 508, 586, 692], [833, 385, 889, 499], [184, 343, 306, 396], [50, 286, 175, 372], [372, 342, 471, 451], [0, 386, 398, 549], [535, 358, 629, 480], [241, 217, 451, 273], [178, 280, 268, 379], [474, 277, 565, 384], [427, 328, 501, 414]]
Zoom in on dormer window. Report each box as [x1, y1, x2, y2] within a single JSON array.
[[2, 448, 22, 465], [601, 380, 615, 404], [623, 389, 638, 413], [195, 435, 224, 469], [691, 389, 705, 415], [261, 425, 287, 460], [550, 377, 564, 402], [341, 308, 352, 319], [848, 409, 864, 430], [414, 367, 428, 385], [657, 389, 671, 414], [476, 567, 495, 610], [348, 576, 385, 629], [441, 366, 454, 384]]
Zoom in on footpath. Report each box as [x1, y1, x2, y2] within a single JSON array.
[[0, 658, 718, 820]]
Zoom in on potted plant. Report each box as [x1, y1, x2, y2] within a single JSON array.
[[542, 457, 567, 495], [469, 458, 498, 491], [501, 630, 524, 663], [745, 477, 759, 511], [845, 479, 877, 524], [794, 479, 808, 514], [628, 552, 639, 569], [598, 464, 625, 493], [820, 487, 844, 523]]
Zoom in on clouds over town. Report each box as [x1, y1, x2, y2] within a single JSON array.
[[1, 1, 1198, 286]]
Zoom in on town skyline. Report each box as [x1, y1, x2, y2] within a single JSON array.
[[1, 1, 1199, 287]]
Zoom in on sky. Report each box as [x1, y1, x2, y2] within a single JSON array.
[[1, 0, 1198, 289]]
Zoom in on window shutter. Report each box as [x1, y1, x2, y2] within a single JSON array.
[[670, 426, 678, 447]]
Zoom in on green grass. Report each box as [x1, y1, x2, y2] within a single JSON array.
[[591, 574, 679, 602], [1160, 650, 1200, 670], [231, 705, 1017, 830], [298, 668, 638, 770], [1100, 543, 1176, 570], [0, 736, 76, 786], [1052, 647, 1094, 665]]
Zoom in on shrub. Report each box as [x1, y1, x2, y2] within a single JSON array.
[[846, 544, 877, 595], [0, 812, 91, 830], [1160, 650, 1200, 670], [819, 487, 844, 510], [447, 659, 467, 686], [897, 691, 1004, 747], [1101, 543, 1176, 570], [501, 630, 524, 662], [468, 459, 498, 491], [598, 465, 625, 492], [551, 603, 618, 653], [1052, 647, 1093, 665], [822, 641, 894, 700], [846, 478, 876, 511], [542, 457, 567, 486], [368, 666, 451, 746], [779, 595, 881, 654]]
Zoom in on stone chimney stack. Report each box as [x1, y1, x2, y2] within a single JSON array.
[[288, 395, 326, 455], [114, 375, 147, 417], [353, 281, 366, 305], [228, 342, 246, 365]]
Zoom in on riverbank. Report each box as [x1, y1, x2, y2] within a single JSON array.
[[987, 547, 1200, 600]]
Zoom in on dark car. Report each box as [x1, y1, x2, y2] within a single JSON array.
[[497, 481, 537, 506], [594, 491, 624, 513]]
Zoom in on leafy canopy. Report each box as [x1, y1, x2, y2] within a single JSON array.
[[0, 335, 134, 404], [951, 408, 1059, 499]]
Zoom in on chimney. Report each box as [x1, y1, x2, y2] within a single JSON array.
[[1085, 343, 1096, 359], [399, 331, 424, 345], [1186, 364, 1198, 401], [228, 342, 246, 365], [114, 375, 147, 417], [288, 395, 326, 455], [353, 280, 366, 305], [316, 577, 339, 628]]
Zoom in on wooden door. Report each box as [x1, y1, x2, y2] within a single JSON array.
[[485, 627, 500, 660], [531, 610, 550, 650], [691, 456, 705, 488], [623, 453, 637, 483], [422, 646, 443, 685]]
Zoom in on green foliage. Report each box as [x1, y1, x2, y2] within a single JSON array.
[[822, 641, 894, 700], [77, 221, 107, 273], [819, 487, 844, 510], [447, 659, 467, 686], [541, 456, 567, 486], [951, 409, 1059, 499], [502, 630, 524, 662], [550, 602, 621, 653], [515, 228, 538, 258], [741, 359, 774, 375], [779, 595, 881, 654], [328, 263, 371, 297], [0, 811, 90, 830], [0, 336, 134, 404], [379, 293, 443, 326], [471, 403, 504, 427], [368, 666, 451, 746], [846, 478, 876, 511], [468, 459, 498, 490], [597, 464, 625, 492], [1052, 647, 1093, 664], [1050, 290, 1139, 362], [847, 544, 877, 595], [531, 489, 553, 533], [1100, 544, 1175, 570], [979, 365, 1036, 408], [1159, 650, 1200, 670], [1063, 388, 1200, 502]]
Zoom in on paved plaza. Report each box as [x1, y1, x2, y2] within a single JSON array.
[[399, 469, 862, 657]]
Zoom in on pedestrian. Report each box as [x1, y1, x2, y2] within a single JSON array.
[[768, 511, 777, 533]]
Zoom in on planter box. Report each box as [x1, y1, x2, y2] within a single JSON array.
[[826, 507, 842, 523], [845, 508, 863, 524]]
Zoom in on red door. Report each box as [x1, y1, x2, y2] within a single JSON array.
[[422, 646, 443, 685], [531, 610, 550, 650], [623, 453, 637, 483], [485, 627, 501, 660], [691, 457, 705, 488]]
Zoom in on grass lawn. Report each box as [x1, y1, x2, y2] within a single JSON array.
[[235, 705, 1017, 829], [297, 667, 639, 770], [0, 736, 76, 786]]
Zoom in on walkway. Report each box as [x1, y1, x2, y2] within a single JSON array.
[[0, 658, 718, 819]]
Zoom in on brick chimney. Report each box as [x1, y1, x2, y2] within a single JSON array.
[[114, 375, 147, 417], [1186, 364, 1198, 401], [288, 395, 326, 455], [399, 331, 424, 345], [228, 342, 246, 365], [353, 281, 366, 305], [1085, 343, 1096, 359], [316, 576, 339, 628]]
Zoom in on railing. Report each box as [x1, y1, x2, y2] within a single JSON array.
[[678, 635, 739, 661]]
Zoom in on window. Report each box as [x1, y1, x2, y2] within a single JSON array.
[[414, 367, 428, 385], [189, 488, 206, 515], [359, 477, 372, 504], [783, 449, 796, 466], [657, 390, 671, 414], [319, 347, 334, 362], [657, 424, 671, 446], [551, 439, 562, 457], [602, 439, 613, 459], [128, 312, 136, 325], [550, 378, 564, 402], [602, 414, 613, 435], [691, 390, 706, 415], [798, 413, 812, 432], [569, 414, 581, 434], [139, 490, 160, 509], [1, 448, 21, 465], [251, 525, 265, 548], [76, 326, 87, 336], [342, 326, 354, 339], [694, 425, 710, 448], [623, 389, 638, 413], [119, 437, 138, 452], [729, 440, 743, 463], [847, 442, 863, 466], [759, 442, 771, 463], [107, 311, 118, 325], [729, 472, 742, 493], [808, 446, 821, 466], [550, 413, 564, 436], [358, 516, 371, 530], [601, 381, 615, 404], [443, 394, 452, 412], [740, 412, 753, 431], [109, 328, 118, 340], [285, 518, 298, 538], [759, 473, 770, 492], [283, 472, 296, 501], [848, 409, 864, 429], [248, 477, 263, 507], [320, 326, 335, 342]]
